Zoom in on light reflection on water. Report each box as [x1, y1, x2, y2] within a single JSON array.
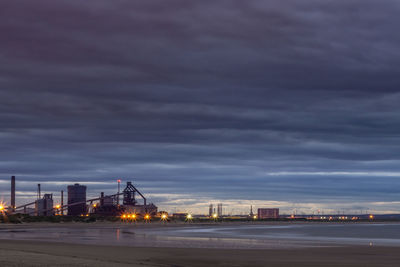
[[1, 223, 400, 249]]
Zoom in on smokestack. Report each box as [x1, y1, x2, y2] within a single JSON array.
[[100, 192, 104, 206], [117, 179, 121, 206], [37, 184, 41, 199], [11, 176, 15, 211], [61, 190, 64, 215]]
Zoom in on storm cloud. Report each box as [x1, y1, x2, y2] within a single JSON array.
[[1, 0, 400, 214]]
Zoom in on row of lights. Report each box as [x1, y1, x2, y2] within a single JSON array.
[[121, 213, 252, 221], [299, 215, 374, 220], [0, 201, 377, 222], [0, 206, 254, 221], [121, 213, 152, 220], [120, 213, 196, 221], [121, 213, 137, 220]]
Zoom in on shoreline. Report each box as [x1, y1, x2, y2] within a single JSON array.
[[0, 239, 399, 267], [1, 219, 399, 227], [1, 221, 400, 250], [1, 223, 400, 266]]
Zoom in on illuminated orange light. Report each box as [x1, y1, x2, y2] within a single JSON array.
[[0, 205, 4, 211]]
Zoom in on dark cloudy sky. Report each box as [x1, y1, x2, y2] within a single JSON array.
[[1, 0, 400, 214]]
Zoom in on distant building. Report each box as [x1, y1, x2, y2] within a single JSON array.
[[121, 182, 158, 215], [35, 194, 54, 216], [257, 208, 279, 219], [172, 212, 188, 220], [67, 183, 87, 216], [102, 196, 114, 206], [99, 192, 114, 207], [217, 203, 223, 217], [209, 204, 213, 217]]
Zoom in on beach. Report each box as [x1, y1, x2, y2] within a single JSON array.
[[0, 239, 399, 267], [1, 222, 400, 266]]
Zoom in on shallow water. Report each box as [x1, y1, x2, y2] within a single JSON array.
[[1, 223, 400, 249]]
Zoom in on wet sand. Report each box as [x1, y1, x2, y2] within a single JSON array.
[[2, 221, 400, 248], [1, 222, 400, 266], [1, 239, 400, 267]]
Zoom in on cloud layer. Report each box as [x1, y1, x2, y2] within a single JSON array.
[[1, 0, 400, 214]]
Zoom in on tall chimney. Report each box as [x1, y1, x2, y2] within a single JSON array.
[[11, 176, 15, 211], [100, 192, 104, 206], [61, 190, 64, 215], [37, 184, 41, 199]]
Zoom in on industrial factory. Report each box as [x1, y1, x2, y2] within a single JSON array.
[[2, 176, 158, 218], [2, 176, 378, 223]]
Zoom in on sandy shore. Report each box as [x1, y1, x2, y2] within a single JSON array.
[[2, 222, 400, 266], [0, 239, 399, 267]]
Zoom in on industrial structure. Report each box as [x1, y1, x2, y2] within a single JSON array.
[[249, 205, 255, 218], [258, 208, 279, 219], [35, 194, 54, 216], [121, 181, 157, 215], [68, 184, 87, 216], [10, 176, 15, 212], [217, 203, 223, 217], [208, 203, 223, 217], [92, 191, 120, 216], [3, 176, 157, 218], [3, 175, 380, 222]]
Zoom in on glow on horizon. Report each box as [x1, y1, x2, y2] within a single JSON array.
[[2, 190, 400, 215], [265, 171, 400, 177], [2, 180, 400, 215]]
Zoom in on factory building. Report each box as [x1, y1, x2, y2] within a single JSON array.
[[92, 181, 158, 216], [67, 183, 87, 216], [217, 203, 223, 217], [35, 194, 54, 216], [172, 213, 188, 220], [93, 192, 121, 216], [122, 182, 158, 215], [6, 176, 158, 218], [100, 192, 114, 206], [257, 208, 279, 219]]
